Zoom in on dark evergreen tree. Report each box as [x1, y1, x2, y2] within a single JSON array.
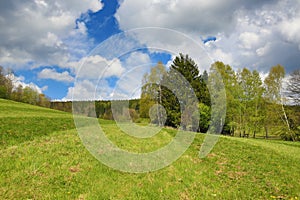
[[161, 54, 201, 130]]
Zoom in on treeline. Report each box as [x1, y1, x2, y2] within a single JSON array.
[[51, 99, 140, 121], [0, 66, 50, 107], [140, 54, 300, 141], [3, 55, 298, 141], [51, 54, 299, 141]]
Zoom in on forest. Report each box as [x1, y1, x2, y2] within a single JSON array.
[[1, 54, 299, 141]]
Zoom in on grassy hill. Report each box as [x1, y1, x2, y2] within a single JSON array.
[[0, 98, 300, 199]]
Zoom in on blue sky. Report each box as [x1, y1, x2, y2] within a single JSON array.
[[0, 0, 299, 100]]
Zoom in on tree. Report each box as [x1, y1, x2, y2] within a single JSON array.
[[211, 61, 240, 135], [37, 94, 51, 108], [140, 62, 166, 126], [237, 68, 252, 137], [11, 84, 23, 102], [22, 86, 39, 105], [198, 102, 211, 132], [199, 70, 211, 106], [0, 66, 13, 99], [287, 69, 300, 105], [249, 70, 265, 138], [264, 65, 294, 141], [161, 54, 201, 130], [236, 68, 265, 138]]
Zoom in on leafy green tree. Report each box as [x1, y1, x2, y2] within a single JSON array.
[[140, 62, 166, 126], [22, 86, 39, 105], [37, 94, 51, 108], [11, 84, 23, 102], [249, 70, 265, 138], [199, 70, 211, 106], [236, 68, 264, 138], [198, 102, 211, 132], [264, 65, 294, 140], [211, 61, 240, 135], [0, 66, 13, 99], [237, 68, 252, 136]]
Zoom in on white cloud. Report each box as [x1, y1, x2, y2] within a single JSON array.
[[116, 0, 300, 74], [63, 52, 153, 100], [0, 0, 103, 69], [279, 15, 300, 49], [7, 74, 46, 94], [116, 0, 279, 35], [64, 80, 96, 101], [210, 49, 234, 65], [41, 85, 48, 91], [64, 79, 113, 101], [124, 52, 152, 68], [112, 65, 151, 100], [40, 32, 63, 48], [239, 32, 260, 50], [67, 55, 125, 79], [38, 68, 74, 83], [256, 43, 271, 57]]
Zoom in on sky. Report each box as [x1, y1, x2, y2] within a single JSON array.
[[0, 0, 299, 100]]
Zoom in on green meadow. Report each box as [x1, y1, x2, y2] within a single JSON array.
[[1, 98, 300, 199]]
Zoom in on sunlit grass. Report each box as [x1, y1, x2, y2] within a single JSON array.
[[1, 98, 300, 199]]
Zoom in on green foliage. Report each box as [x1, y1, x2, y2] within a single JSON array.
[[264, 64, 285, 102], [140, 62, 166, 123], [210, 61, 239, 135], [263, 65, 295, 140], [198, 102, 211, 132], [160, 54, 209, 130], [0, 85, 7, 98], [0, 66, 13, 99], [137, 56, 298, 141], [0, 66, 50, 107]]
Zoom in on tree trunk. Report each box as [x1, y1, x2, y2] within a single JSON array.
[[157, 84, 162, 127], [264, 126, 268, 139], [281, 103, 295, 141]]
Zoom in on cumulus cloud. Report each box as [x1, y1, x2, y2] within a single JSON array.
[[64, 51, 153, 100], [279, 15, 300, 49], [38, 68, 74, 83], [116, 0, 272, 35], [124, 52, 152, 68], [239, 32, 260, 50], [111, 52, 153, 100], [67, 55, 125, 79], [64, 80, 98, 101], [0, 0, 103, 69], [7, 74, 46, 94], [64, 78, 117, 101], [116, 0, 300, 73], [3, 0, 300, 100]]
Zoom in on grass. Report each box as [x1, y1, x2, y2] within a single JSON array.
[[1, 98, 300, 199], [0, 99, 75, 147]]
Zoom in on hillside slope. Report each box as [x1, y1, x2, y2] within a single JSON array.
[[0, 98, 300, 199], [0, 98, 75, 147]]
